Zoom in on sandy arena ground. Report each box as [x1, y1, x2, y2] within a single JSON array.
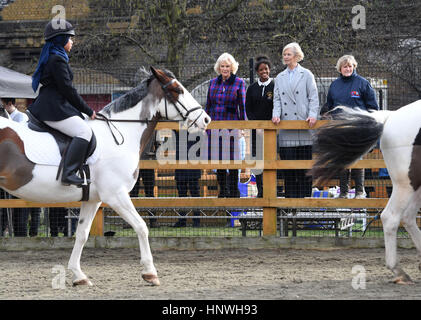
[[0, 247, 420, 300]]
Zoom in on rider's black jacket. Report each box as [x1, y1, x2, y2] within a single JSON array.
[[28, 55, 93, 122]]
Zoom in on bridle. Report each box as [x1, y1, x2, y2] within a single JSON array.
[[95, 75, 205, 145], [160, 78, 204, 129]]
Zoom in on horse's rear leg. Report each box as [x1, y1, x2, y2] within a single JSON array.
[[381, 186, 414, 284], [67, 201, 102, 286], [105, 193, 159, 286], [401, 188, 421, 278]]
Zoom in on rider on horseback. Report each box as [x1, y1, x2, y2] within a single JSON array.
[[29, 19, 96, 187]]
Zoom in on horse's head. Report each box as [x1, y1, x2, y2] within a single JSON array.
[[150, 67, 211, 132]]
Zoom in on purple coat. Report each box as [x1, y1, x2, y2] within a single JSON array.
[[205, 74, 246, 160]]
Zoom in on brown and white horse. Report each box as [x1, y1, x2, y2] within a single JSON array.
[[310, 100, 421, 284], [0, 67, 210, 286]]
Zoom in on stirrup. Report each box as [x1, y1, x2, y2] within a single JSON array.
[[81, 168, 90, 186], [62, 175, 85, 187]]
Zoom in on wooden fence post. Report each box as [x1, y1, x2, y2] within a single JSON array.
[[90, 207, 104, 236], [263, 128, 278, 236]]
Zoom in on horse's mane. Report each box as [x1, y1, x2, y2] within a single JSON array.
[[101, 68, 176, 115]]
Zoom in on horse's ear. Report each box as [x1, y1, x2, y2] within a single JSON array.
[[150, 66, 165, 84], [150, 66, 159, 78]]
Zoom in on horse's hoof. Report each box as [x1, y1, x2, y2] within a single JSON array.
[[142, 273, 160, 286], [73, 278, 93, 287], [393, 275, 414, 285]]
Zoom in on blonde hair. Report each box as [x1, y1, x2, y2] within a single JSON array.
[[214, 53, 239, 75], [336, 55, 358, 73], [282, 42, 304, 64]]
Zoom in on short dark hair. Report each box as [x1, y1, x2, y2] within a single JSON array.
[[254, 55, 272, 71], [1, 97, 16, 105]]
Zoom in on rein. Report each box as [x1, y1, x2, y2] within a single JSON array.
[[95, 112, 180, 146], [95, 113, 173, 145], [95, 113, 128, 145]]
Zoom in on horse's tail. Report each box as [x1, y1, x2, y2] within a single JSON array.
[[310, 107, 391, 185]]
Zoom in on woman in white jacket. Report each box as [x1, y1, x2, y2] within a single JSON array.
[[272, 42, 319, 198]]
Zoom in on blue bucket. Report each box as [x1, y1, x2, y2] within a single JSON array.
[[230, 211, 242, 227]]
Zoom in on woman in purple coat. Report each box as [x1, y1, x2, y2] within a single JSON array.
[[205, 53, 246, 198]]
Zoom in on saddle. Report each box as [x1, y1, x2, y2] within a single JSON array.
[[26, 110, 97, 201]]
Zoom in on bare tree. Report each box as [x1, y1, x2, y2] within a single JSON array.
[[67, 0, 419, 99]]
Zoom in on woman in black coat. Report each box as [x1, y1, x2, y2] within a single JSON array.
[[245, 55, 274, 197], [29, 19, 96, 186]]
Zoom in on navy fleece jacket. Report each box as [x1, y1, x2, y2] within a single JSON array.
[[325, 71, 379, 112]]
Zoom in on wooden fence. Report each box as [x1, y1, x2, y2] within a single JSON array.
[[0, 120, 389, 237]]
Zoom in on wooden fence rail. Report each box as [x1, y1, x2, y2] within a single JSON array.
[[0, 120, 389, 237]]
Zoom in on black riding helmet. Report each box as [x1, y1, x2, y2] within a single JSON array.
[[44, 19, 75, 41]]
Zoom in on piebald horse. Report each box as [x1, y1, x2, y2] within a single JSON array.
[[310, 100, 421, 284], [0, 67, 211, 286]]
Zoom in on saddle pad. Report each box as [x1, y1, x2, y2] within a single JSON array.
[[0, 119, 99, 166]]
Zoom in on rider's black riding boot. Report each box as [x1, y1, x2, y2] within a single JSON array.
[[62, 137, 89, 187]]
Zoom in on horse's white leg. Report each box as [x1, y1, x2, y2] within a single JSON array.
[[104, 192, 159, 286], [67, 201, 102, 286], [381, 186, 414, 284], [401, 188, 421, 277]]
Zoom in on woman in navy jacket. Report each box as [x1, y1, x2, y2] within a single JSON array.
[[29, 19, 96, 187], [325, 56, 379, 113], [324, 55, 379, 198]]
